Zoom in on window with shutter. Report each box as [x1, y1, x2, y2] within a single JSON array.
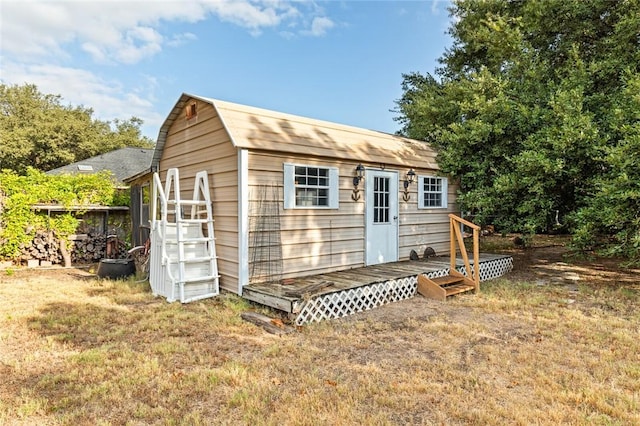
[[283, 163, 339, 209]]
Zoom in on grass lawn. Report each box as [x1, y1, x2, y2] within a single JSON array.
[[1, 236, 639, 425]]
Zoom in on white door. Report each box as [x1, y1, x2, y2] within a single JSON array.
[[365, 169, 399, 265]]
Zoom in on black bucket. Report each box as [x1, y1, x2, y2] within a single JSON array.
[[97, 259, 136, 279]]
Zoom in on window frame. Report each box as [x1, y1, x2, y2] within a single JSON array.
[[283, 163, 339, 209], [417, 175, 448, 209]]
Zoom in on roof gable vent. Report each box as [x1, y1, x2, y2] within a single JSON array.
[[186, 102, 197, 120]]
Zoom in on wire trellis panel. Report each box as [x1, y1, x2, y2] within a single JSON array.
[[295, 257, 513, 325], [249, 185, 283, 284]]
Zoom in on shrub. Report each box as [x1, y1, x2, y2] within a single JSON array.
[[0, 168, 128, 260]]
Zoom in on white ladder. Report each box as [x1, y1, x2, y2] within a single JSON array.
[[150, 168, 219, 303]]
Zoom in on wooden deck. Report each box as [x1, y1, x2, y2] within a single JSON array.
[[242, 253, 512, 314]]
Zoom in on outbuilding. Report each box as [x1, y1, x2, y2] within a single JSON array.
[[150, 93, 460, 299], [149, 94, 516, 322]]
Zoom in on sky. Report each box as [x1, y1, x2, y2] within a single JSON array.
[[0, 0, 453, 140]]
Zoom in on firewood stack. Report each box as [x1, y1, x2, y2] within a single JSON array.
[[71, 233, 128, 263], [19, 232, 129, 265], [19, 231, 62, 264]]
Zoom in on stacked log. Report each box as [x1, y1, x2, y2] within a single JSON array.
[[71, 233, 128, 263], [19, 231, 62, 263], [19, 232, 129, 265]]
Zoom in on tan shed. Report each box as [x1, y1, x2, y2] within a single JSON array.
[[150, 93, 459, 297]]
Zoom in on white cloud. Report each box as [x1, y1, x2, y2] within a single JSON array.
[[279, 30, 296, 40], [431, 0, 442, 15], [301, 16, 335, 37], [0, 0, 332, 64], [167, 32, 198, 48], [0, 0, 337, 139], [0, 60, 164, 137], [80, 25, 164, 65]]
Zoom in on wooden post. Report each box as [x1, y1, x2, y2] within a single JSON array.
[[447, 214, 481, 291], [449, 217, 456, 271], [59, 238, 71, 267], [473, 227, 480, 291]]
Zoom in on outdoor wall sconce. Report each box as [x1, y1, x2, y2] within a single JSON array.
[[402, 168, 416, 202], [352, 163, 365, 201]]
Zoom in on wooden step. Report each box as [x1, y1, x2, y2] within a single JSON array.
[[444, 283, 476, 296], [430, 275, 465, 286], [417, 274, 476, 301]]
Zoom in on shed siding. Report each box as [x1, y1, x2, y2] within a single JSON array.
[[247, 152, 364, 282], [158, 99, 239, 293], [246, 152, 458, 283], [398, 175, 459, 259], [152, 94, 460, 291]]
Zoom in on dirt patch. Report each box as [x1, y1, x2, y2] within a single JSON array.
[[334, 237, 639, 365], [1, 237, 639, 425]]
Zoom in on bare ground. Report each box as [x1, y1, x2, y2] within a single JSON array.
[[1, 236, 639, 425]]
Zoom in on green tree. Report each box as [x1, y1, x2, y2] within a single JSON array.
[[572, 72, 640, 260], [395, 0, 640, 260], [0, 83, 154, 173]]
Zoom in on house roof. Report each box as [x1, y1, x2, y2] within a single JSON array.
[[152, 93, 439, 170], [47, 147, 154, 183]]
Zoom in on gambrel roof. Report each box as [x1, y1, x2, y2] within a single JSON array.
[[152, 93, 439, 170]]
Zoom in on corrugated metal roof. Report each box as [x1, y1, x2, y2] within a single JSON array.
[[152, 93, 439, 170]]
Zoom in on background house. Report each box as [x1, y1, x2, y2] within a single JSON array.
[[48, 146, 155, 247], [47, 146, 154, 184], [42, 146, 155, 254]]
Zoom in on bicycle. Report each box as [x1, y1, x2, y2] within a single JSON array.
[[127, 238, 151, 282]]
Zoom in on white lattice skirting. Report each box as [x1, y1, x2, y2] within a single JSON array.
[[295, 256, 513, 325]]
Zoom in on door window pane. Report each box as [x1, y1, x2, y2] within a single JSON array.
[[373, 176, 390, 224]]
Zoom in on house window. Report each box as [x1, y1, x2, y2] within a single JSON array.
[[283, 163, 339, 209], [186, 102, 197, 120], [418, 176, 448, 209]]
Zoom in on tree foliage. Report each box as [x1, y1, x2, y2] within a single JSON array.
[[0, 168, 128, 259], [0, 83, 154, 173], [395, 0, 640, 260]]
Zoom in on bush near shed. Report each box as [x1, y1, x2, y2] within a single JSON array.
[[0, 168, 128, 261]]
